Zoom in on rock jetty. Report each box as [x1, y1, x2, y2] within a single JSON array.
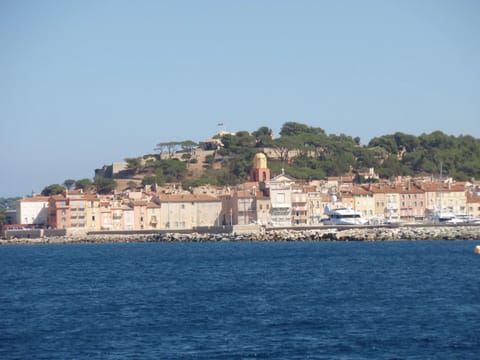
[[2, 224, 480, 245]]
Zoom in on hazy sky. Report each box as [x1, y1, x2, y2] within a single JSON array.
[[1, 0, 479, 197]]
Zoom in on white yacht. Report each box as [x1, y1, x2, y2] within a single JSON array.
[[428, 210, 478, 224], [322, 205, 368, 226]]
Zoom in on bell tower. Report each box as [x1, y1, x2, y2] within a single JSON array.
[[250, 153, 270, 182]]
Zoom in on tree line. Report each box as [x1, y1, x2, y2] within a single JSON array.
[[37, 122, 480, 196]]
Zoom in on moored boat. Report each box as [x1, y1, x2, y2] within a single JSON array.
[[322, 205, 368, 226]]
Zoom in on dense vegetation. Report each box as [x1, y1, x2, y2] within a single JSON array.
[[212, 122, 480, 184], [35, 122, 480, 195]]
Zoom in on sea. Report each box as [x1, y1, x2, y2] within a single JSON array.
[[1, 240, 479, 359]]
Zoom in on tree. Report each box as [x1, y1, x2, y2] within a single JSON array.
[[63, 179, 75, 190], [272, 137, 298, 163], [94, 177, 117, 194], [180, 140, 198, 152], [252, 126, 274, 147], [155, 141, 182, 158], [75, 178, 92, 191], [279, 122, 326, 137], [41, 184, 65, 196], [0, 209, 7, 224], [124, 157, 143, 174], [280, 122, 311, 137], [142, 176, 158, 186]]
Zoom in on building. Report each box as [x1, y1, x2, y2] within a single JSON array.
[[307, 192, 328, 225], [233, 186, 258, 226], [467, 193, 480, 219], [157, 193, 223, 230], [352, 186, 375, 220], [16, 196, 49, 225], [266, 172, 295, 227], [48, 195, 71, 229], [397, 183, 425, 222], [250, 153, 271, 183], [291, 185, 308, 226], [47, 191, 100, 230], [422, 182, 466, 215]]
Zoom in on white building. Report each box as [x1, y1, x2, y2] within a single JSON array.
[[16, 196, 50, 225], [266, 172, 295, 227]]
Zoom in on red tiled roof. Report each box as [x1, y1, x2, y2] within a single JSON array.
[[158, 194, 220, 203]]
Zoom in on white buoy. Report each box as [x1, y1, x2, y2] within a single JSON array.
[[475, 245, 480, 255]]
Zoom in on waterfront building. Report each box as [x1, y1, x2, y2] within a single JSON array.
[[146, 201, 161, 229], [255, 191, 271, 226], [16, 196, 49, 225], [157, 193, 222, 230], [307, 192, 328, 225], [422, 182, 467, 215], [131, 201, 148, 230], [397, 183, 425, 222], [233, 187, 257, 226], [122, 204, 135, 230], [369, 185, 387, 221], [466, 193, 480, 219], [48, 195, 71, 229], [291, 185, 308, 226], [99, 197, 113, 231], [385, 186, 401, 222], [351, 185, 375, 220], [265, 172, 295, 227]]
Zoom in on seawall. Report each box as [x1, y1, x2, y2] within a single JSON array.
[[2, 224, 480, 245]]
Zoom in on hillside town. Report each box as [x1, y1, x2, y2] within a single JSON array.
[[6, 152, 480, 237]]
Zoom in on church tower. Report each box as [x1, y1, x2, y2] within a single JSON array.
[[250, 153, 270, 182]]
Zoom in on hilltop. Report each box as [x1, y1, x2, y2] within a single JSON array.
[[36, 122, 480, 196]]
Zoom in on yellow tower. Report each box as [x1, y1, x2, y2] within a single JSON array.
[[250, 153, 270, 182]]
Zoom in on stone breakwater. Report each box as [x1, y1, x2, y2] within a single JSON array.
[[2, 225, 480, 245]]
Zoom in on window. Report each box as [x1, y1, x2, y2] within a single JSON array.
[[92, 216, 95, 221]]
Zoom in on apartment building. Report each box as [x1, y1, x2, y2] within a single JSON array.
[[397, 183, 425, 221], [233, 187, 257, 226], [291, 185, 308, 226], [422, 182, 467, 215], [307, 192, 329, 225], [467, 193, 480, 219], [352, 186, 375, 220], [157, 193, 222, 230], [48, 191, 100, 230]]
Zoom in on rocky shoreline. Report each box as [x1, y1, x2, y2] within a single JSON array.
[[2, 224, 480, 245]]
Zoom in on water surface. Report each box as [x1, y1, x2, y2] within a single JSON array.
[[1, 240, 479, 359]]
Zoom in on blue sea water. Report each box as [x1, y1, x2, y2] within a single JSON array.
[[1, 240, 480, 359]]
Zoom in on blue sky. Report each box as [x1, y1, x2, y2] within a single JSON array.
[[1, 0, 479, 197]]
